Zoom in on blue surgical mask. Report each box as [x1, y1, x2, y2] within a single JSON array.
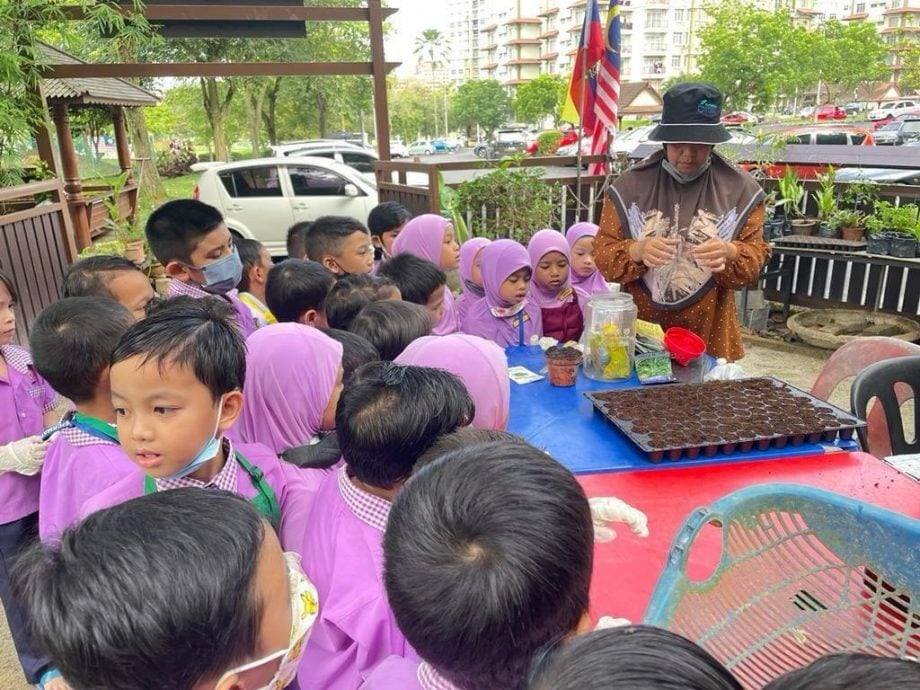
[[195, 246, 244, 295], [165, 399, 224, 480]]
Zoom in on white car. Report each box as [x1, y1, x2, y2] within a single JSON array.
[[389, 140, 409, 158], [268, 141, 377, 181], [408, 139, 434, 155], [868, 100, 919, 121], [192, 157, 379, 257]]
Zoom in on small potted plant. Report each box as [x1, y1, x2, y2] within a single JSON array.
[[833, 209, 865, 242], [778, 166, 816, 235], [545, 345, 583, 387], [864, 213, 890, 255], [886, 203, 920, 258], [762, 191, 786, 239], [815, 168, 839, 238]]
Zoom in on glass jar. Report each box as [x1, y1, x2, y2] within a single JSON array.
[[580, 292, 638, 381]]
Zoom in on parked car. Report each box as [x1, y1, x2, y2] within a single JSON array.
[[270, 140, 366, 157], [268, 141, 378, 181], [872, 116, 920, 146], [475, 127, 529, 158], [192, 157, 378, 257], [868, 99, 919, 121], [815, 104, 847, 121], [843, 102, 863, 115], [742, 126, 875, 178], [721, 111, 759, 125], [389, 140, 409, 158], [835, 166, 920, 186], [799, 106, 816, 119], [871, 106, 920, 129], [407, 139, 434, 156], [431, 138, 460, 153], [525, 128, 580, 155]]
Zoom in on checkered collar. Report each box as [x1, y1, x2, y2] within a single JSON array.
[[168, 278, 210, 298], [418, 663, 460, 690], [337, 465, 391, 532], [0, 345, 33, 376], [154, 436, 238, 494]]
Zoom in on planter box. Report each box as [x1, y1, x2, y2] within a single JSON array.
[[889, 234, 918, 259], [817, 222, 840, 239], [865, 233, 891, 255]]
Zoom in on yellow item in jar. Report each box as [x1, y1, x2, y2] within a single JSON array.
[[588, 324, 631, 379]]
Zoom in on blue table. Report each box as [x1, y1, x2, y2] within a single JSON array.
[[505, 346, 852, 475]]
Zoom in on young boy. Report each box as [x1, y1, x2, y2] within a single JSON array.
[[80, 297, 321, 555], [145, 199, 256, 336], [61, 254, 157, 321], [367, 201, 411, 266], [363, 439, 595, 689], [265, 258, 336, 326], [299, 361, 474, 690], [762, 653, 920, 689], [377, 254, 449, 329], [287, 220, 312, 259], [15, 489, 318, 690], [30, 297, 136, 542], [236, 237, 277, 328], [304, 215, 375, 277], [325, 273, 400, 331], [349, 300, 434, 361]]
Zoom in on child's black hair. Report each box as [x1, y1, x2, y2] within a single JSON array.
[[60, 255, 145, 300], [264, 259, 336, 323], [325, 273, 399, 331], [111, 296, 245, 400], [367, 201, 412, 239], [348, 300, 432, 361], [286, 221, 312, 260], [30, 297, 134, 403], [336, 361, 473, 489], [304, 215, 369, 263], [235, 237, 267, 294], [384, 441, 594, 689], [528, 625, 743, 690], [0, 269, 17, 302], [13, 489, 266, 690], [323, 328, 380, 384], [761, 653, 920, 690], [377, 254, 446, 306], [145, 199, 225, 265], [415, 428, 531, 471]]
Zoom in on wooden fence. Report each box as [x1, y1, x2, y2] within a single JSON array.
[[0, 179, 78, 345]]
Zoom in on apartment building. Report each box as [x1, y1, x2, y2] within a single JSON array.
[[843, 0, 920, 81]]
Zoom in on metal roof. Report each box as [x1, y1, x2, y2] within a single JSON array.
[[39, 42, 159, 107]]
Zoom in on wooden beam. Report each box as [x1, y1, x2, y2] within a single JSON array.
[[44, 61, 401, 79], [51, 103, 92, 251], [58, 5, 397, 22], [368, 0, 390, 161]]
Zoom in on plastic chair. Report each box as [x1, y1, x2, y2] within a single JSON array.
[[811, 336, 920, 457], [644, 483, 920, 690], [851, 355, 920, 457]]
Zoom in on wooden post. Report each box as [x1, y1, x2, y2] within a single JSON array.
[[30, 87, 60, 176], [112, 106, 133, 180], [52, 103, 92, 251], [368, 0, 391, 161]]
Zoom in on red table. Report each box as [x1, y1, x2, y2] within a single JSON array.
[[580, 450, 920, 624]]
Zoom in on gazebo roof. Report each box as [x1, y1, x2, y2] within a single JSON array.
[[39, 42, 159, 108]]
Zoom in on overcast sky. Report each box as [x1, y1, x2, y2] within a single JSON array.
[[385, 0, 433, 76]]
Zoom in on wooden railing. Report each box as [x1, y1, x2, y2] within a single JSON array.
[[70, 183, 139, 249]]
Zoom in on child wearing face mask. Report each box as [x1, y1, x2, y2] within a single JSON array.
[[528, 229, 588, 343], [460, 239, 543, 347], [80, 297, 323, 556], [566, 222, 612, 296], [146, 199, 256, 337], [16, 489, 318, 690]]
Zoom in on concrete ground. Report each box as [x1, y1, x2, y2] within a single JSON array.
[[0, 336, 852, 688]]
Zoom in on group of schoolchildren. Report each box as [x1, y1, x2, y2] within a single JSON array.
[[0, 197, 916, 690]]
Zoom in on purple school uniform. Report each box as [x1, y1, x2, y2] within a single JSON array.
[[361, 659, 459, 690], [168, 279, 257, 337], [299, 466, 418, 689], [0, 346, 58, 524], [38, 418, 135, 542], [455, 237, 490, 323], [81, 440, 322, 553], [566, 222, 612, 296]]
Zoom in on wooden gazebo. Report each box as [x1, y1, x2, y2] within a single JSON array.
[[38, 42, 159, 251]]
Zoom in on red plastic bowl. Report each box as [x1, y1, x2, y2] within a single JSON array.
[[664, 327, 706, 367]]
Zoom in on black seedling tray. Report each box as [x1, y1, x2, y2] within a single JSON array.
[[585, 377, 866, 463]]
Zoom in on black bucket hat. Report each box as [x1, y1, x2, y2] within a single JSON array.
[[648, 82, 732, 145]]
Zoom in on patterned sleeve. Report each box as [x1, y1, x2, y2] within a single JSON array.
[[712, 203, 771, 290], [595, 196, 649, 286], [41, 381, 60, 415]]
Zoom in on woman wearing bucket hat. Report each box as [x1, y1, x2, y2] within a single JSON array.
[[595, 82, 770, 361]]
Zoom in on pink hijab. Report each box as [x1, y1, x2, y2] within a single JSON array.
[[460, 239, 542, 347], [392, 214, 459, 335], [527, 229, 587, 308], [455, 237, 491, 322], [236, 323, 343, 453], [565, 222, 611, 295], [395, 334, 510, 430]]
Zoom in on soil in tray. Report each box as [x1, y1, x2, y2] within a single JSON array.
[[589, 378, 863, 458]]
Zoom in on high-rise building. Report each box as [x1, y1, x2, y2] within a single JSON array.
[[843, 0, 920, 82]]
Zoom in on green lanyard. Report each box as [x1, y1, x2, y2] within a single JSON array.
[[71, 412, 119, 443], [143, 451, 281, 531]]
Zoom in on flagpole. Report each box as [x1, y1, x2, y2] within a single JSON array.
[[575, 8, 589, 219]]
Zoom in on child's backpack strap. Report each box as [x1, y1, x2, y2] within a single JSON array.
[[41, 411, 119, 443]]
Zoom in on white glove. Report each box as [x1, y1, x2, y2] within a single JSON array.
[[590, 496, 649, 543], [0, 436, 49, 476]]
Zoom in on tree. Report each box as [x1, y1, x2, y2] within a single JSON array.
[[414, 29, 449, 78], [514, 74, 566, 126], [807, 20, 888, 104], [901, 42, 920, 93], [452, 79, 511, 137], [389, 78, 438, 140]]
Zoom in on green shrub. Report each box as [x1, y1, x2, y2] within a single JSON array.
[[536, 130, 563, 155]]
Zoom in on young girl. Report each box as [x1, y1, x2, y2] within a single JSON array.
[[235, 323, 344, 466], [390, 214, 461, 335], [455, 237, 491, 322], [395, 333, 510, 430], [528, 229, 588, 343], [566, 222, 611, 295], [0, 270, 64, 689], [460, 239, 542, 347]]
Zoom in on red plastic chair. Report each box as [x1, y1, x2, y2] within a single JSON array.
[[810, 336, 920, 458]]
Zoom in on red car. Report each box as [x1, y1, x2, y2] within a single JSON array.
[[815, 104, 847, 121], [721, 111, 758, 125], [872, 106, 920, 130], [527, 129, 579, 155]]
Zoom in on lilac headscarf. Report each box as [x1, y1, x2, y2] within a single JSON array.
[[395, 334, 510, 430], [432, 289, 460, 336], [565, 222, 611, 295], [391, 214, 450, 265], [236, 324, 343, 453], [455, 237, 491, 322], [460, 239, 542, 347], [527, 229, 583, 309]]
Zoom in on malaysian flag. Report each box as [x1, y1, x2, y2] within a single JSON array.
[[588, 0, 622, 175]]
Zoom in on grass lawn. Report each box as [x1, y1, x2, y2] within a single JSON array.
[[136, 173, 198, 229]]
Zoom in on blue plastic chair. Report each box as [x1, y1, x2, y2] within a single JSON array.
[[644, 484, 920, 689]]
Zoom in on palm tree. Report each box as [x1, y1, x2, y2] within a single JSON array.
[[414, 29, 450, 137]]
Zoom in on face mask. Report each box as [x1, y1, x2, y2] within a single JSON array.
[[215, 552, 318, 690], [164, 398, 224, 480], [194, 246, 244, 295], [661, 156, 712, 185]]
